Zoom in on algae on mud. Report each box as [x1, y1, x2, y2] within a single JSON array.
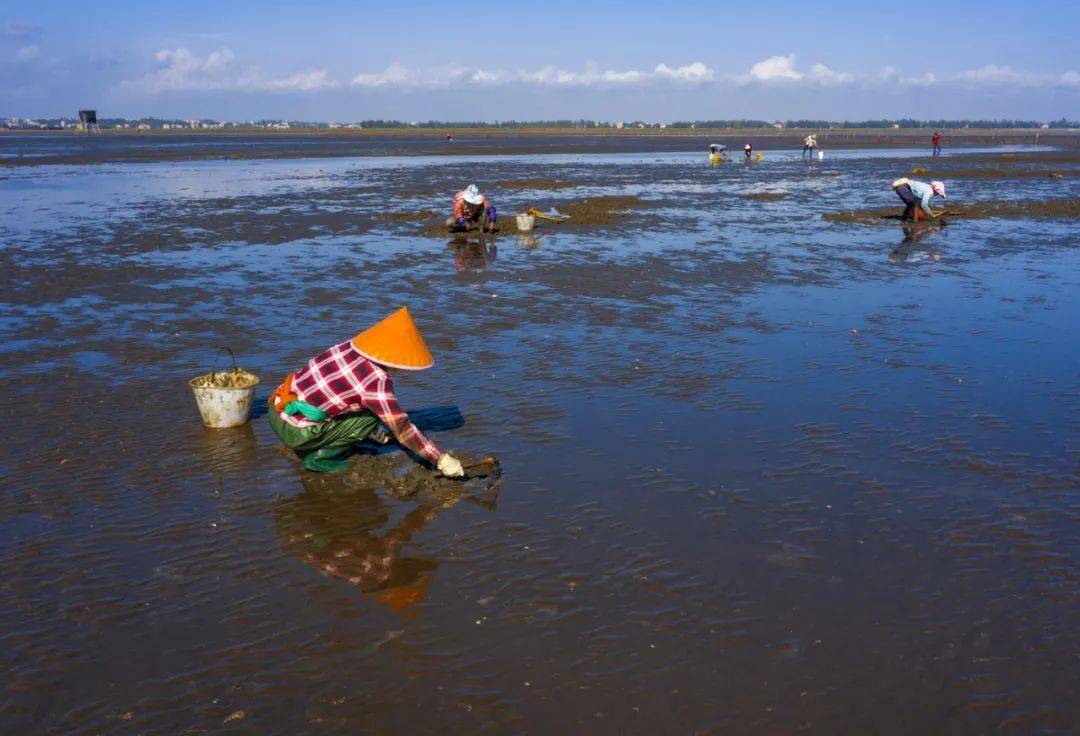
[[412, 195, 656, 236], [823, 198, 1080, 224], [740, 192, 789, 201]]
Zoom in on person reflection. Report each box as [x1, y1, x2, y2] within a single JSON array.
[[274, 469, 456, 616], [889, 221, 942, 264], [449, 236, 497, 273]]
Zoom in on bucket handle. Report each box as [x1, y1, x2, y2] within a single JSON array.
[[212, 346, 240, 379]]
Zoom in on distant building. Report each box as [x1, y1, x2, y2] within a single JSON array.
[[615, 121, 624, 129], [772, 122, 784, 129], [76, 110, 99, 133]]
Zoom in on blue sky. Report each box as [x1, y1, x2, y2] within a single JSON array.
[[3, 0, 1078, 121]]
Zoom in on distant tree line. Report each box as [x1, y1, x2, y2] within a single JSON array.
[[4, 116, 1077, 131], [772, 118, 1077, 129], [351, 118, 1077, 129]]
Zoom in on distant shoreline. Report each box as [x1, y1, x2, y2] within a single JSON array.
[[2, 126, 1074, 138]]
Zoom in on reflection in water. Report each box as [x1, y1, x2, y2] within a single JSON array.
[[889, 221, 943, 263], [274, 469, 452, 616], [448, 237, 497, 272], [196, 424, 260, 475], [515, 233, 542, 249]]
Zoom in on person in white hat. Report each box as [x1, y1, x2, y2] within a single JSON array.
[[802, 134, 818, 158], [446, 184, 498, 233], [891, 178, 946, 221]]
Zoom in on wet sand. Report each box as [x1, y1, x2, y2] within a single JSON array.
[[494, 179, 577, 190], [1, 136, 1078, 734], [824, 198, 1080, 224], [417, 195, 657, 236], [741, 192, 789, 201]]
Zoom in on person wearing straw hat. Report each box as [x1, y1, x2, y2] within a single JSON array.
[[446, 184, 498, 233], [891, 178, 946, 221], [268, 307, 465, 477], [802, 134, 818, 158]]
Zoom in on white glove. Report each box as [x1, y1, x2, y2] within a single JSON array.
[[437, 453, 465, 478]]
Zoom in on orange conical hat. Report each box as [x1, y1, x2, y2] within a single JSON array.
[[351, 307, 434, 370]]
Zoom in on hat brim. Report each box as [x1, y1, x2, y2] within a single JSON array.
[[462, 194, 484, 205], [354, 345, 433, 371]]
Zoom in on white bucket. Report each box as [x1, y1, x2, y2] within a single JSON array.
[[189, 377, 259, 428], [817, 150, 824, 160], [515, 213, 536, 232]]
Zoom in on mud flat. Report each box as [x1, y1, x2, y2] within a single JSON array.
[[2, 129, 1077, 167], [379, 210, 440, 222], [824, 198, 1080, 224], [904, 150, 1080, 179], [494, 179, 576, 190], [2, 132, 1079, 736], [740, 192, 789, 201], [910, 167, 1074, 180], [415, 195, 656, 236]]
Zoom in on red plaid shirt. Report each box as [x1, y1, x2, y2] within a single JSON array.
[[281, 340, 442, 463]]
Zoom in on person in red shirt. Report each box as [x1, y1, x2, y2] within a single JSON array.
[[446, 184, 498, 233], [268, 307, 465, 476], [932, 131, 942, 156]]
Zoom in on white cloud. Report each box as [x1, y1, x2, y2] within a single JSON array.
[[116, 49, 1080, 98], [470, 68, 505, 84], [125, 48, 336, 93], [655, 62, 714, 82], [16, 44, 40, 61], [740, 55, 854, 85], [265, 69, 338, 92], [351, 62, 412, 87], [808, 63, 852, 84], [351, 61, 714, 88], [956, 64, 1024, 83], [877, 66, 936, 86], [748, 54, 803, 81]]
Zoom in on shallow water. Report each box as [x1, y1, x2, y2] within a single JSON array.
[[1, 138, 1078, 734]]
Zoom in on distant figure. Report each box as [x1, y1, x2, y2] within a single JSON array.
[[446, 133, 454, 142], [447, 184, 498, 233], [744, 143, 753, 161], [891, 177, 946, 221], [708, 143, 727, 164], [802, 134, 818, 158], [931, 131, 942, 156]]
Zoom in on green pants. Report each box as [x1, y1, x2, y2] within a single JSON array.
[[268, 401, 381, 472]]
